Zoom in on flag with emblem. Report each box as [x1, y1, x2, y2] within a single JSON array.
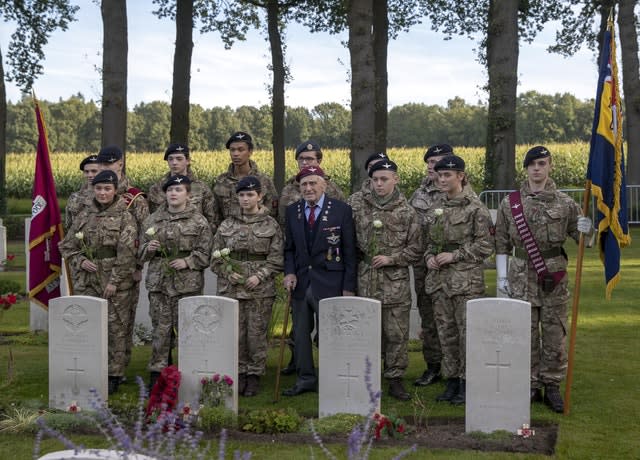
[[28, 98, 63, 309], [586, 17, 631, 299]]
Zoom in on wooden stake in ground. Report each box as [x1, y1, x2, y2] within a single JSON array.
[[273, 291, 292, 403]]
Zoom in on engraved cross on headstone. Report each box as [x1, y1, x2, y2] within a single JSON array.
[[485, 350, 511, 393], [194, 359, 216, 379], [337, 362, 359, 399], [66, 357, 85, 396]]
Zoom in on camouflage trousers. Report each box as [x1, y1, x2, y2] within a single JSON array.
[[531, 303, 568, 388], [382, 302, 411, 379], [432, 290, 474, 379], [239, 297, 275, 376], [413, 265, 442, 366], [124, 278, 141, 368], [81, 284, 133, 377], [147, 291, 197, 372]]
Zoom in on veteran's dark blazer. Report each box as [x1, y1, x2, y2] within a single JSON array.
[[284, 196, 357, 300]]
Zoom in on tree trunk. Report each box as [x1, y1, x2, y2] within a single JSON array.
[[373, 0, 388, 155], [267, 0, 286, 193], [348, 0, 376, 192], [617, 0, 640, 185], [0, 48, 6, 215], [484, 0, 518, 190], [170, 0, 193, 144], [101, 0, 128, 158]]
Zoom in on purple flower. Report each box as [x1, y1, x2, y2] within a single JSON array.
[[213, 373, 220, 383]]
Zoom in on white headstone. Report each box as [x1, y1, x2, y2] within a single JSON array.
[[38, 450, 154, 460], [0, 223, 7, 267], [26, 218, 48, 331], [178, 295, 238, 413], [408, 266, 420, 339], [466, 297, 531, 433], [49, 295, 108, 410], [319, 296, 381, 418]]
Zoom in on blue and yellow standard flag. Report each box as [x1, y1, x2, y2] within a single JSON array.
[[586, 18, 631, 299]]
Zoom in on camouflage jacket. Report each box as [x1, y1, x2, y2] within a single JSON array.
[[211, 206, 284, 299], [138, 204, 213, 296], [65, 184, 92, 231], [278, 175, 345, 227], [59, 198, 138, 293], [117, 174, 150, 231], [494, 179, 581, 303], [147, 171, 219, 234], [350, 188, 422, 304], [424, 187, 495, 296], [213, 160, 278, 227]]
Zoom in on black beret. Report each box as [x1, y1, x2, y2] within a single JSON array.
[[523, 145, 551, 168], [92, 170, 118, 187], [164, 143, 189, 160], [424, 144, 454, 162], [434, 155, 465, 172], [225, 131, 253, 149], [96, 145, 123, 163], [236, 175, 262, 193], [368, 160, 398, 177], [79, 155, 99, 171], [364, 152, 389, 170], [162, 174, 192, 192], [295, 140, 321, 158], [296, 166, 326, 183]]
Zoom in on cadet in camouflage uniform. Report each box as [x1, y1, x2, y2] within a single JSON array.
[[213, 131, 278, 227], [494, 146, 592, 413], [139, 175, 213, 389], [59, 170, 138, 395], [211, 176, 284, 397], [97, 145, 150, 374], [424, 156, 494, 405], [408, 144, 452, 388], [350, 160, 422, 401], [147, 143, 219, 233], [65, 154, 100, 231]]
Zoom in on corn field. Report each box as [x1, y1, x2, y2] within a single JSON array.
[[5, 143, 590, 198]]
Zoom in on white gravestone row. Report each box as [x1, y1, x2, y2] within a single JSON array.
[[466, 297, 531, 434], [48, 295, 108, 411], [319, 296, 381, 418], [0, 220, 6, 268]]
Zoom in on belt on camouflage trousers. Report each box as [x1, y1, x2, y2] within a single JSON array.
[[153, 250, 191, 260], [230, 251, 267, 261], [441, 243, 460, 252], [94, 247, 117, 259], [513, 246, 563, 260]]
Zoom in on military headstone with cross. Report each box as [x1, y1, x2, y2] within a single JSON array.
[[319, 296, 381, 417], [178, 295, 238, 413], [465, 298, 531, 433], [48, 296, 108, 410]]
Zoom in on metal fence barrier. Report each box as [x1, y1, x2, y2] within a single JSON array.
[[479, 185, 639, 224]]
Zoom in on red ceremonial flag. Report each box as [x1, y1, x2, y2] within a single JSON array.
[[28, 99, 63, 309]]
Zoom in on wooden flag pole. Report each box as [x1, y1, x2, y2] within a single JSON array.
[[564, 180, 592, 415]]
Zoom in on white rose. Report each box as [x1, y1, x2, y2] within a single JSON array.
[[145, 227, 156, 236], [221, 248, 231, 256], [373, 220, 383, 229], [212, 250, 221, 259], [74, 232, 84, 240], [434, 208, 444, 216]]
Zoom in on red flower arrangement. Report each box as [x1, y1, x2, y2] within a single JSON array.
[[373, 412, 407, 440], [0, 293, 17, 310], [146, 365, 181, 423]]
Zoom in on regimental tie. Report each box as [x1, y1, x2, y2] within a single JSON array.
[[308, 204, 317, 227]]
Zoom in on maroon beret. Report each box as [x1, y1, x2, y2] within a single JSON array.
[[296, 165, 326, 183]]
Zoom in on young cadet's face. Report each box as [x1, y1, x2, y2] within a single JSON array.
[[371, 170, 398, 197], [228, 142, 252, 167], [237, 190, 261, 213], [526, 157, 552, 185], [83, 164, 100, 183], [437, 170, 464, 195], [165, 184, 190, 208], [296, 151, 320, 170], [100, 160, 122, 176], [93, 183, 117, 204], [167, 153, 190, 175], [426, 155, 446, 182]]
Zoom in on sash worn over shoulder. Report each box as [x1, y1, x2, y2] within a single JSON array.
[[508, 191, 566, 292], [125, 187, 146, 209]]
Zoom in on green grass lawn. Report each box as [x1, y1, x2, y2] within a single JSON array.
[[1, 229, 639, 458]]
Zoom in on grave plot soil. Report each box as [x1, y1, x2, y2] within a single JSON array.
[[222, 417, 558, 455]]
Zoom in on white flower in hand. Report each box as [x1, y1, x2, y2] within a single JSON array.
[[373, 219, 383, 229], [221, 247, 231, 256], [145, 227, 156, 237], [75, 232, 84, 240], [434, 208, 444, 216], [212, 250, 221, 259]]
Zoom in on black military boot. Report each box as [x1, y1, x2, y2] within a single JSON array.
[[238, 373, 247, 396], [450, 379, 466, 405], [530, 387, 543, 403], [148, 371, 161, 393], [544, 384, 564, 413], [436, 378, 459, 402], [244, 375, 260, 397], [414, 363, 441, 386], [108, 376, 120, 395], [388, 378, 411, 401]]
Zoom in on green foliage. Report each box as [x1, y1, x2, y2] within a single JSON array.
[[0, 407, 44, 434], [0, 280, 21, 295], [39, 412, 97, 434], [197, 405, 237, 432], [299, 413, 365, 436], [240, 407, 302, 434]]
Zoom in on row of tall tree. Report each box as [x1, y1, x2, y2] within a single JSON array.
[[0, 1, 639, 215], [5, 91, 597, 154]]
